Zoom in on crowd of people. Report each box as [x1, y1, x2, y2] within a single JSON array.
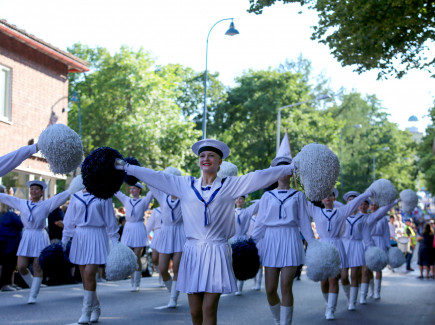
[[0, 138, 434, 325]]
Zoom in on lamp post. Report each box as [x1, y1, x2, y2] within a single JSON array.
[[276, 94, 331, 152], [71, 91, 82, 138], [202, 18, 239, 139], [373, 147, 389, 181], [340, 124, 362, 191]]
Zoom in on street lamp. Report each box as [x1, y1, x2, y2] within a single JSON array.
[[70, 91, 82, 138], [202, 18, 239, 139], [276, 94, 331, 152], [340, 124, 362, 191], [373, 147, 389, 181]]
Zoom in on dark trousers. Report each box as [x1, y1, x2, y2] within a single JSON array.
[[406, 248, 414, 270], [0, 251, 18, 287]]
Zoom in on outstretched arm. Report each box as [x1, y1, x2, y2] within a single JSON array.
[[0, 144, 37, 177]]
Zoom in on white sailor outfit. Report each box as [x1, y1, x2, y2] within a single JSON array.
[[230, 201, 260, 242], [148, 186, 185, 254], [148, 207, 163, 250], [115, 191, 153, 248], [343, 212, 368, 268], [0, 144, 37, 177], [371, 216, 390, 252], [0, 191, 70, 257], [124, 163, 293, 294], [306, 192, 371, 269], [62, 191, 119, 265], [252, 188, 315, 268], [363, 201, 398, 250]]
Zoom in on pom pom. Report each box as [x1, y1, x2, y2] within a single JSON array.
[[293, 143, 340, 201], [231, 238, 260, 281], [164, 166, 182, 176], [365, 246, 388, 271], [400, 189, 418, 214], [124, 157, 141, 186], [388, 247, 406, 268], [106, 243, 138, 281], [38, 124, 83, 174], [367, 179, 397, 207], [38, 243, 68, 276], [217, 161, 238, 178], [305, 240, 341, 282], [68, 174, 85, 194], [81, 147, 125, 199]]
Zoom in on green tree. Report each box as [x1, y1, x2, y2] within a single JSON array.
[[248, 0, 435, 79], [67, 44, 201, 173], [417, 105, 435, 194]]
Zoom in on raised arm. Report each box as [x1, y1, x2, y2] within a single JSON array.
[[0, 144, 37, 177], [339, 192, 372, 218], [142, 191, 154, 208], [146, 185, 165, 205], [103, 199, 120, 245], [114, 191, 129, 205], [367, 200, 398, 226], [297, 193, 315, 243], [251, 194, 268, 242], [62, 197, 78, 244], [244, 200, 260, 217], [46, 190, 70, 213], [0, 193, 24, 211], [305, 200, 320, 219]]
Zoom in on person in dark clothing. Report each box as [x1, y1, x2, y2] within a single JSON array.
[[417, 223, 435, 279], [47, 207, 64, 243]]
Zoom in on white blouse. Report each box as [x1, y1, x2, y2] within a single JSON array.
[[148, 186, 183, 225], [114, 191, 154, 223], [234, 201, 259, 237], [147, 207, 162, 232]]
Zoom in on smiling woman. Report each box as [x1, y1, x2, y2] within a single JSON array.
[[115, 138, 294, 325]]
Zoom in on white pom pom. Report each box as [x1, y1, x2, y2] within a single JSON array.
[[306, 240, 341, 282], [164, 166, 181, 176], [293, 143, 339, 201], [217, 161, 238, 178], [68, 174, 85, 194], [365, 246, 388, 271], [38, 124, 83, 174], [388, 247, 406, 268], [367, 179, 397, 207], [400, 189, 418, 214], [106, 243, 138, 281]]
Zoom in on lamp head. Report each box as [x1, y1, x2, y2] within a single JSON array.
[[225, 21, 239, 36]]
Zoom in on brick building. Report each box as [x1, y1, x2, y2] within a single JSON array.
[[0, 20, 88, 198]]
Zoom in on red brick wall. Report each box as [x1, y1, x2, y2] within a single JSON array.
[[0, 32, 70, 173]]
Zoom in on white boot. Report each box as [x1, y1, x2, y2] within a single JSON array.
[[90, 291, 100, 323], [325, 293, 338, 320], [269, 303, 281, 325], [280, 305, 293, 325], [359, 283, 368, 305], [131, 271, 141, 292], [374, 279, 381, 300], [348, 286, 358, 311], [21, 271, 33, 288], [342, 284, 350, 302], [164, 278, 172, 292], [130, 272, 136, 292], [27, 277, 42, 304], [322, 293, 329, 305], [78, 290, 93, 324], [253, 267, 263, 291], [368, 279, 374, 298], [167, 280, 179, 308], [235, 280, 244, 296]]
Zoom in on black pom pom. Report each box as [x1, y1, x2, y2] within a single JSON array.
[[81, 147, 125, 199], [38, 243, 67, 276], [231, 238, 260, 281], [124, 156, 141, 186]]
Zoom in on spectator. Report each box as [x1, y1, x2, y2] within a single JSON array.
[[118, 216, 126, 239], [47, 206, 64, 243], [404, 218, 417, 272], [388, 215, 397, 247], [417, 223, 434, 279]]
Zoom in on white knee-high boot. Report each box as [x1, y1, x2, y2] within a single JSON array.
[[21, 271, 33, 288], [253, 267, 263, 290], [130, 271, 141, 292], [374, 279, 381, 300], [342, 284, 350, 302], [322, 293, 329, 304], [90, 291, 100, 323], [156, 266, 164, 287], [348, 286, 358, 311], [164, 278, 172, 292], [280, 305, 293, 325], [130, 272, 136, 292], [269, 303, 281, 325], [325, 293, 338, 320], [235, 280, 244, 296], [368, 279, 374, 298], [167, 280, 180, 308], [78, 290, 93, 324], [27, 277, 42, 304], [359, 283, 369, 304]]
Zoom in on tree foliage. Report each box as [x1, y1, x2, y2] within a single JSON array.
[[248, 0, 435, 79], [417, 104, 435, 194]]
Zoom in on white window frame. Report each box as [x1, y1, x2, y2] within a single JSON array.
[[0, 64, 12, 123]]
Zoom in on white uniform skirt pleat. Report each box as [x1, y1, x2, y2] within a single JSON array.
[[17, 228, 49, 257], [153, 223, 186, 254], [121, 221, 149, 248], [69, 226, 109, 265], [176, 239, 237, 294], [345, 239, 365, 267], [150, 228, 161, 250], [320, 237, 348, 269]]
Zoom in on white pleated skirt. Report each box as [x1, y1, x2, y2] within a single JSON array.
[[372, 235, 388, 252], [121, 221, 149, 248], [153, 223, 186, 254], [17, 228, 50, 258], [150, 228, 161, 250], [176, 239, 237, 294], [345, 239, 365, 268], [320, 237, 348, 269], [260, 226, 305, 268], [69, 226, 109, 265]]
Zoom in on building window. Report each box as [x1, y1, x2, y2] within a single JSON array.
[[0, 64, 11, 122]]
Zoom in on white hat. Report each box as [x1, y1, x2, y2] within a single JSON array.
[[192, 139, 230, 159], [343, 191, 360, 202], [164, 166, 182, 176], [132, 183, 144, 189], [27, 180, 47, 190], [217, 161, 238, 178], [271, 133, 292, 167]]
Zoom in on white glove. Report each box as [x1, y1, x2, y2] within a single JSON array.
[[114, 158, 126, 170]]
